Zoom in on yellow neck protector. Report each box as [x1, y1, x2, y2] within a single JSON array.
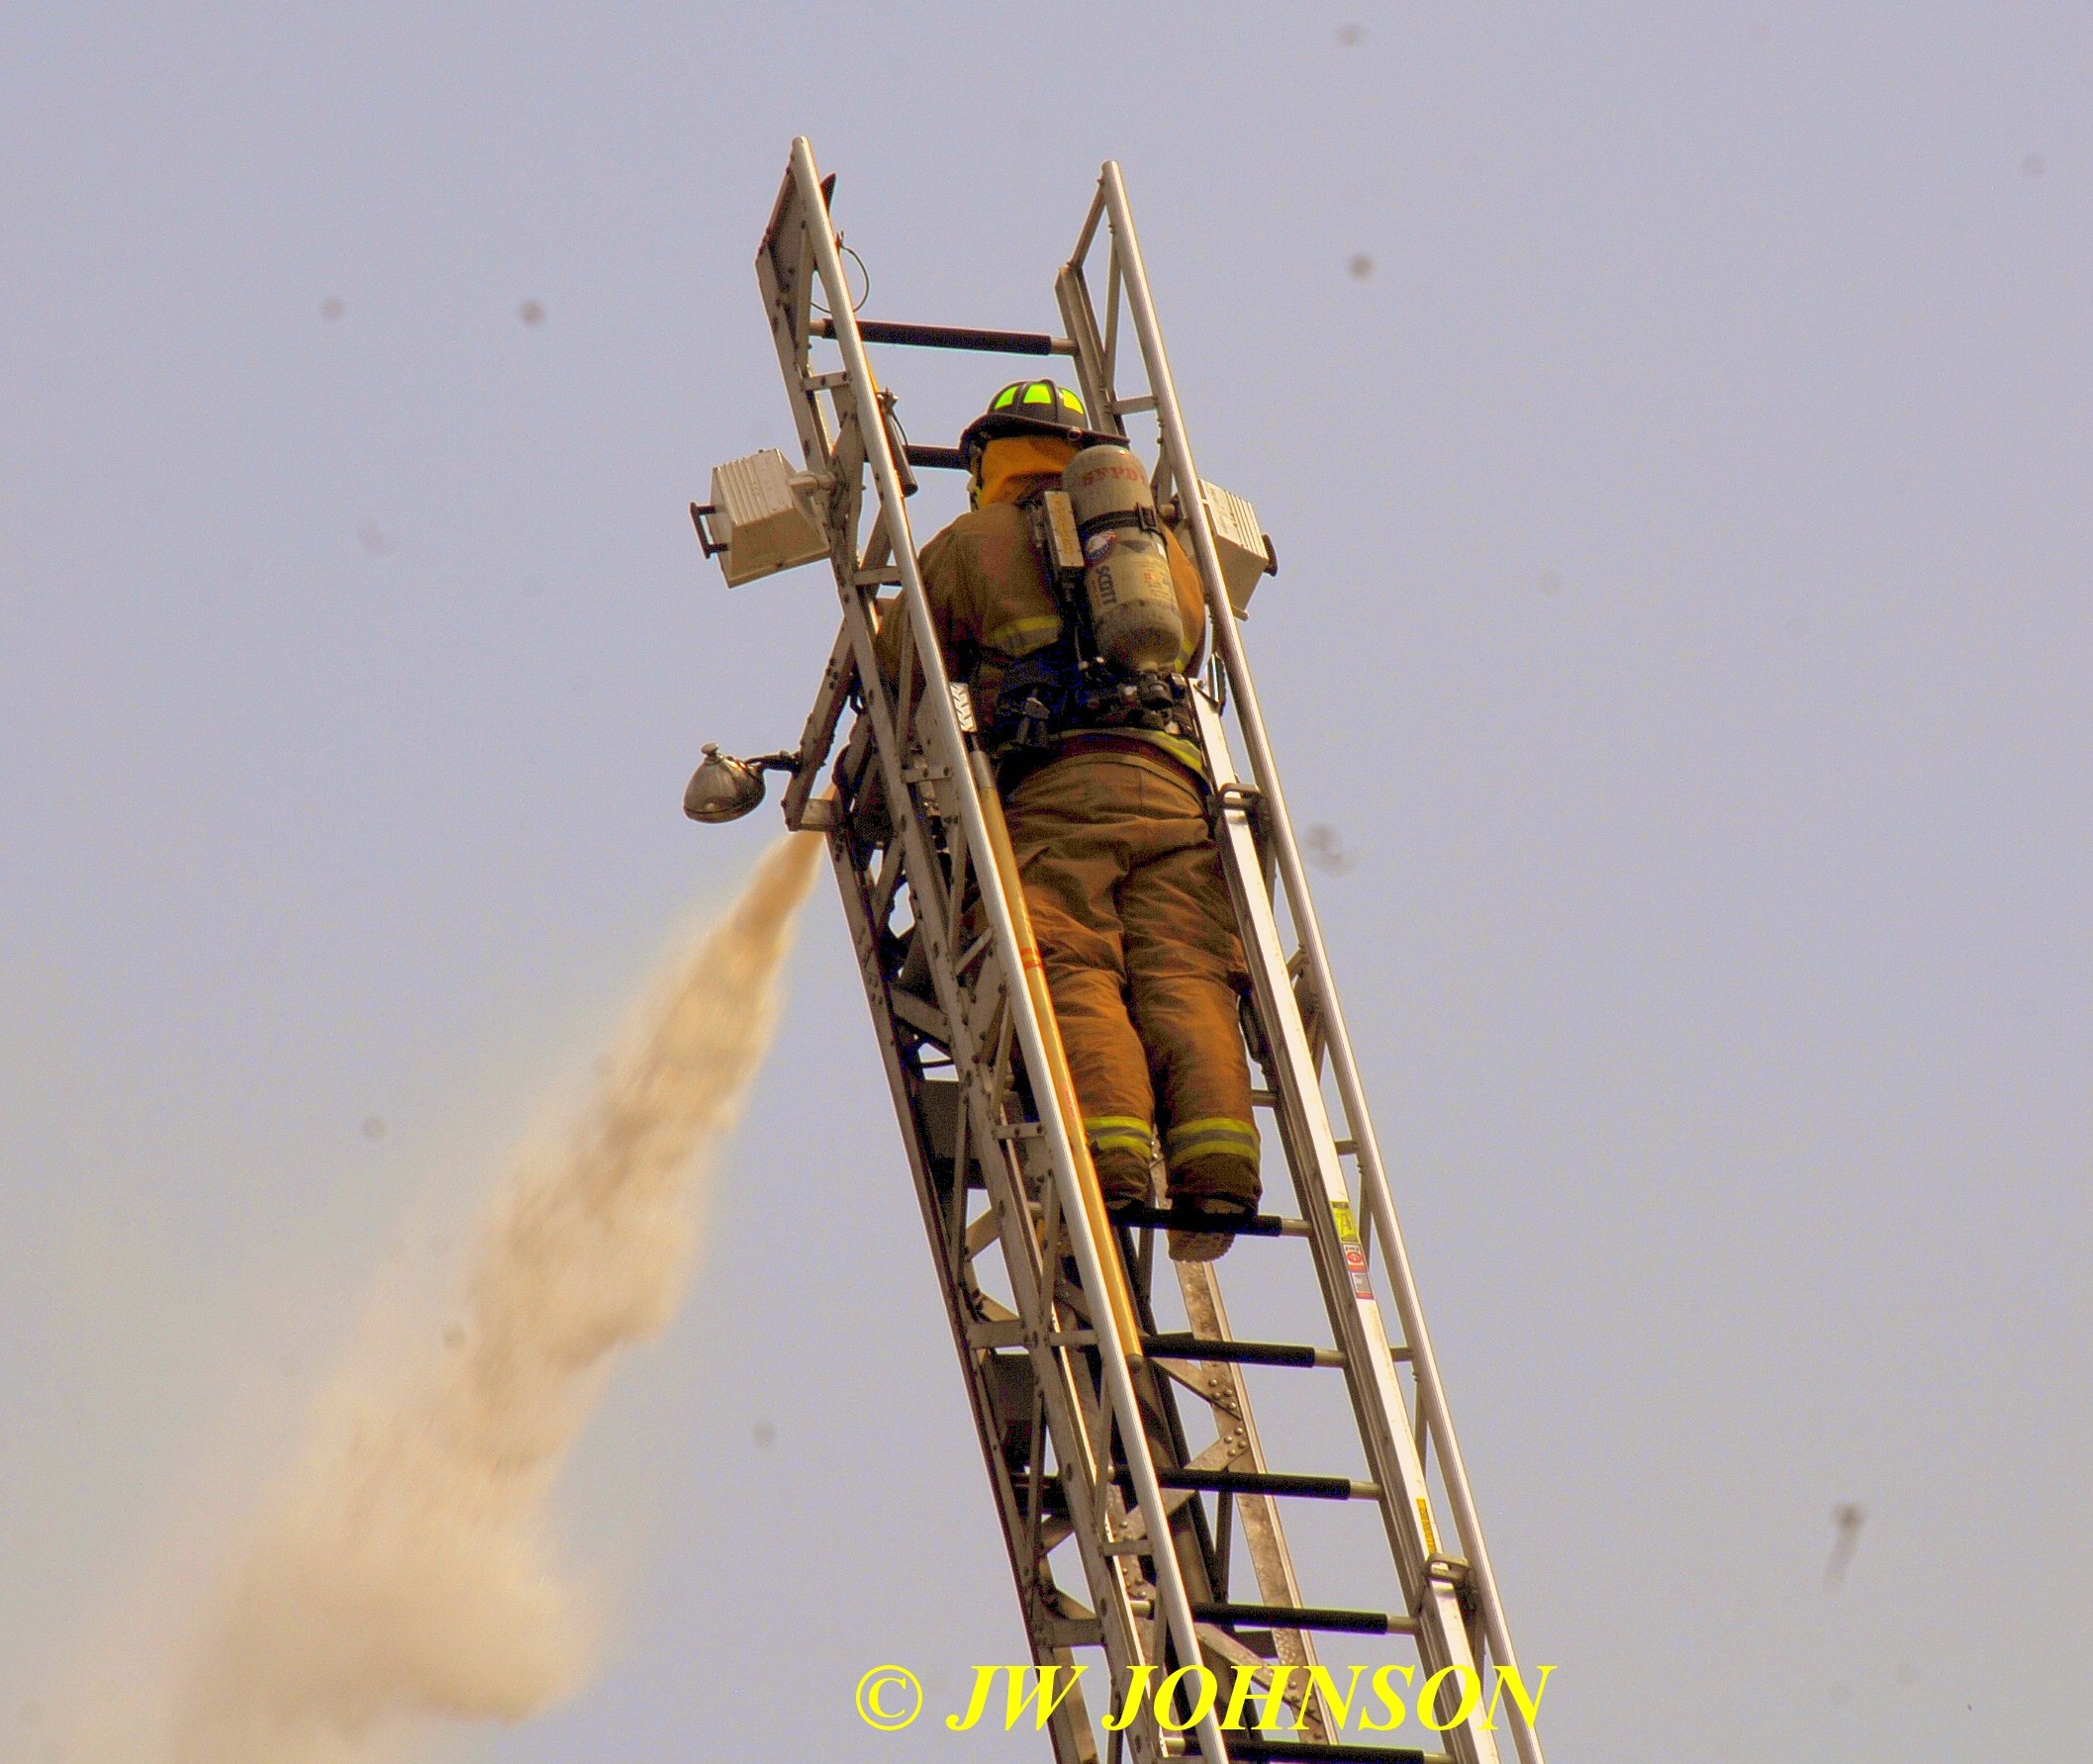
[[973, 434, 1080, 508]]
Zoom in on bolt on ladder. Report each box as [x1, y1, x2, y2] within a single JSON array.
[[719, 137, 1547, 1764]]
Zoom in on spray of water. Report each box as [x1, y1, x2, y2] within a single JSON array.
[[152, 831, 822, 1761]]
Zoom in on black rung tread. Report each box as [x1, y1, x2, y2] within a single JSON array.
[[1157, 1468, 1363, 1501], [1114, 1203, 1290, 1238], [1144, 1334, 1331, 1369], [812, 317, 1063, 355], [1216, 1741, 1433, 1764], [1192, 1601, 1401, 1636], [904, 443, 968, 471], [1112, 1466, 1362, 1500]]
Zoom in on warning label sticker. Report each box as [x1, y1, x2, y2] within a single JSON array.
[[1330, 1199, 1374, 1299]]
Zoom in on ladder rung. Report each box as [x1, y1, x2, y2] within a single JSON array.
[[1156, 1468, 1376, 1501], [1191, 1601, 1416, 1637], [1113, 1204, 1303, 1239], [904, 443, 968, 471], [812, 317, 1073, 356], [1218, 1740, 1442, 1764], [1144, 1334, 1342, 1370]]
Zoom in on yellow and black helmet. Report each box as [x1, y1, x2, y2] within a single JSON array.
[[957, 378, 1117, 468]]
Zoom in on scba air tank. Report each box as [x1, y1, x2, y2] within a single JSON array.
[[1062, 445, 1185, 675]]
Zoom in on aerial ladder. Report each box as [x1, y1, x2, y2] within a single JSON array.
[[684, 139, 1549, 1764]]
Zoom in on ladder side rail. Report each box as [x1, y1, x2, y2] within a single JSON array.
[[784, 136, 1232, 1764], [794, 394, 1156, 1737], [823, 566, 958, 1044], [1194, 697, 1498, 1764], [754, 172, 835, 476], [955, 1066, 1136, 1761], [759, 154, 1145, 1720], [818, 642, 1162, 1749], [1068, 182, 1108, 279], [970, 1058, 1162, 1715], [1102, 248, 1124, 422], [1093, 160, 1545, 1764], [822, 834, 1103, 1764], [1060, 193, 1410, 1753], [779, 620, 856, 830], [1052, 265, 1121, 447], [1006, 1135, 1215, 1764], [941, 995, 1174, 1739]]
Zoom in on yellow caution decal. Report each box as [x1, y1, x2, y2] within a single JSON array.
[[1331, 1199, 1373, 1299]]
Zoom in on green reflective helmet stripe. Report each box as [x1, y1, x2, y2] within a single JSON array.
[[990, 380, 1085, 414]]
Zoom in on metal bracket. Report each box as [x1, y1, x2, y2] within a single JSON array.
[[1208, 778, 1264, 835]]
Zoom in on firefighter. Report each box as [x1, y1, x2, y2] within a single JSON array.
[[878, 380, 1261, 1261]]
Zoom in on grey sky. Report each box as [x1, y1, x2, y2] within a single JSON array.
[[3, 4, 2089, 1760]]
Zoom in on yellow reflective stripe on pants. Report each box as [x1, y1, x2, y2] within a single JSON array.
[[1085, 1114, 1155, 1159], [1165, 1116, 1261, 1166]]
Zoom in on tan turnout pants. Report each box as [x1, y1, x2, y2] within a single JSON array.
[[1003, 748, 1262, 1210]]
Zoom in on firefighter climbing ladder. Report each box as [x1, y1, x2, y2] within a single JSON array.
[[713, 139, 1547, 1764]]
